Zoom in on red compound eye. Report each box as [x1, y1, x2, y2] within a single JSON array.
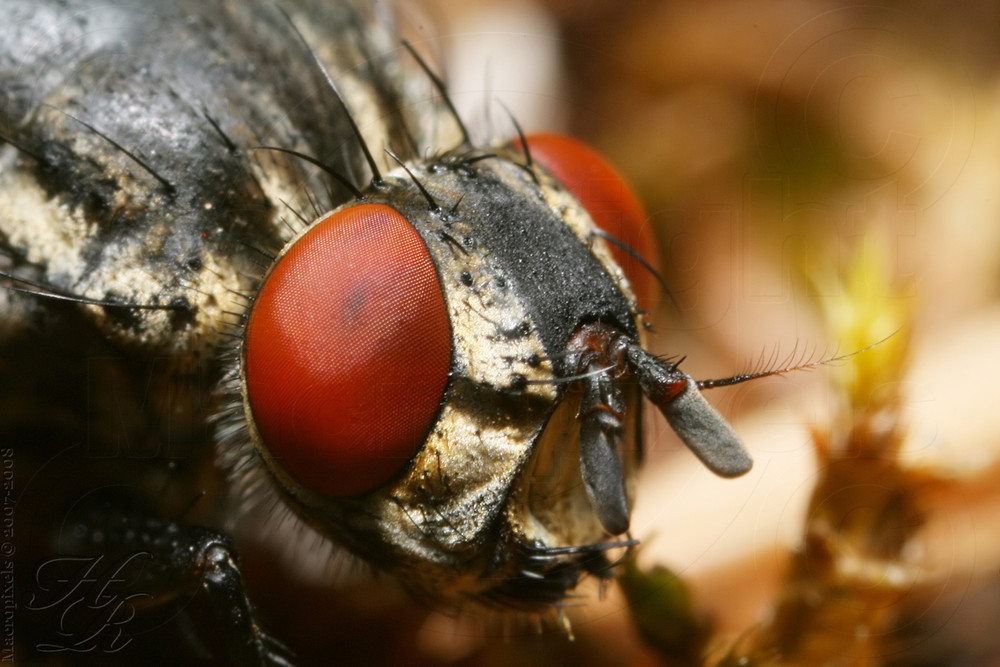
[[520, 133, 659, 309], [244, 204, 451, 497]]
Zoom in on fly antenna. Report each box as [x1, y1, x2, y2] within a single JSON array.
[[696, 332, 899, 391]]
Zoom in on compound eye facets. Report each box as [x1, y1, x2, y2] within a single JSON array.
[[244, 204, 451, 497]]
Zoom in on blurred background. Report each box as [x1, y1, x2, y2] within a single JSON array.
[[259, 1, 1000, 664]]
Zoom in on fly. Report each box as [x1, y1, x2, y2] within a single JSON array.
[[1, 0, 813, 662]]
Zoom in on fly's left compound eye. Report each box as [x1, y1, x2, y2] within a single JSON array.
[[243, 204, 452, 497], [519, 133, 660, 309]]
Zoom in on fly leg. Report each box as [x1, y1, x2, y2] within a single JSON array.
[[22, 507, 293, 666]]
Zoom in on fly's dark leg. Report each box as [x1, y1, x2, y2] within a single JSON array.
[[2, 298, 283, 664], [21, 506, 292, 666]]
